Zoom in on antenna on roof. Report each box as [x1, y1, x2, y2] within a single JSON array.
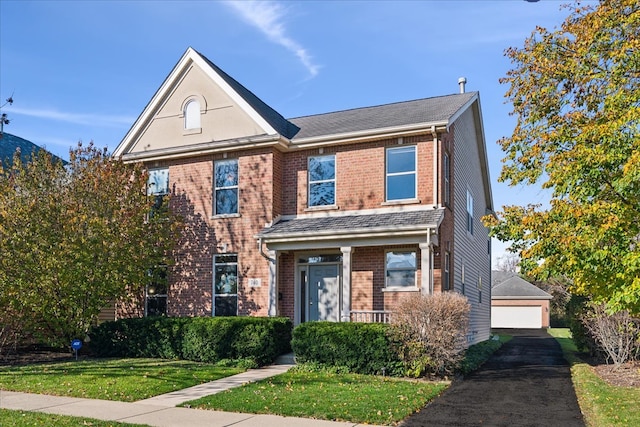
[[458, 77, 467, 94]]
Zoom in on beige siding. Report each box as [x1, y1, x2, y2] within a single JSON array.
[[451, 108, 492, 344], [130, 64, 268, 154]]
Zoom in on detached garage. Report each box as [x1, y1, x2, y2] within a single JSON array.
[[491, 271, 552, 329]]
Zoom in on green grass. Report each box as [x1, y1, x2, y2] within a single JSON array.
[[0, 358, 243, 402], [548, 328, 640, 427], [183, 368, 448, 425], [0, 408, 150, 427]]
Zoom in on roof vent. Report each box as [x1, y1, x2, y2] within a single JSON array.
[[458, 77, 467, 94]]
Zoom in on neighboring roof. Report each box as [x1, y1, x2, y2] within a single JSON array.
[[258, 209, 443, 240], [491, 271, 552, 300], [289, 93, 477, 141], [197, 50, 300, 140], [0, 133, 65, 167]]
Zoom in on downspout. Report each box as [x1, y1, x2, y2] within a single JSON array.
[[258, 237, 275, 262], [431, 125, 439, 207]]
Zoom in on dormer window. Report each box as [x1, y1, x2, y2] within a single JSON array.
[[184, 99, 201, 130]]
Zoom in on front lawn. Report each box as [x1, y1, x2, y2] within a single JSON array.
[[0, 409, 150, 427], [548, 328, 640, 427], [184, 368, 448, 425], [0, 358, 243, 402]]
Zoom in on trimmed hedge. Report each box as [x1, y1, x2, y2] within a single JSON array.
[[291, 321, 403, 376], [89, 316, 292, 366]]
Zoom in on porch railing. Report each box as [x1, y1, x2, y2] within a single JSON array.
[[350, 310, 392, 324]]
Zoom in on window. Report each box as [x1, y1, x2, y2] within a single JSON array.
[[214, 159, 238, 215], [443, 152, 451, 205], [386, 146, 416, 201], [385, 251, 417, 287], [443, 251, 450, 291], [478, 275, 482, 304], [308, 155, 335, 207], [466, 190, 474, 235], [147, 168, 169, 196], [184, 99, 201, 130], [147, 168, 169, 218], [214, 254, 238, 316], [146, 265, 168, 316]]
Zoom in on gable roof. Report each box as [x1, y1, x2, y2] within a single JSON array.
[[0, 133, 65, 167], [491, 271, 552, 300]]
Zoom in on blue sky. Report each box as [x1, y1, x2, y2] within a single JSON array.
[[0, 0, 577, 265]]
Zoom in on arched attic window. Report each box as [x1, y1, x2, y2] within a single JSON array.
[[184, 99, 201, 130]]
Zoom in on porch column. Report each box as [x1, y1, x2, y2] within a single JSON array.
[[419, 242, 432, 294], [268, 250, 278, 316], [341, 246, 352, 322]]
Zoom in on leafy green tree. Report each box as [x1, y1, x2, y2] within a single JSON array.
[[0, 143, 178, 347], [484, 0, 640, 313]]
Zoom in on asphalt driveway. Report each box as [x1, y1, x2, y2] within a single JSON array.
[[400, 329, 584, 427]]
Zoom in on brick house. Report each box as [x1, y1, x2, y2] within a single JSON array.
[[113, 47, 494, 344]]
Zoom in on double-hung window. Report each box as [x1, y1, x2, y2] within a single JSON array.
[[386, 146, 416, 201], [214, 254, 238, 316], [308, 155, 335, 207], [214, 159, 238, 215], [385, 251, 417, 288], [146, 265, 168, 316], [147, 168, 169, 217]]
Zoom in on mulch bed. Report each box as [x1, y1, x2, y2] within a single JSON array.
[[592, 361, 640, 387]]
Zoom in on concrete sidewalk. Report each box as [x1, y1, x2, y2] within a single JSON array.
[[0, 354, 385, 426]]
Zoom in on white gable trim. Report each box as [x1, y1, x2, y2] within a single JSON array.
[[113, 47, 278, 157]]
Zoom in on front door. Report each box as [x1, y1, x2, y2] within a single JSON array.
[[308, 264, 340, 321]]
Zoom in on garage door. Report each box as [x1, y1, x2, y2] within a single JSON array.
[[492, 306, 542, 329]]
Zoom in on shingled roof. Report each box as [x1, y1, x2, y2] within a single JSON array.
[[197, 50, 301, 140], [289, 92, 477, 140], [258, 209, 443, 240], [0, 133, 64, 167], [491, 271, 552, 300]]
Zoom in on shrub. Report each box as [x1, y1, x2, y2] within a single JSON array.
[[89, 316, 292, 366], [89, 316, 188, 359], [291, 322, 403, 376], [581, 302, 640, 366], [388, 292, 470, 377]]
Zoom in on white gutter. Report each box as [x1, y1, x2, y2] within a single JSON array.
[[291, 121, 450, 148]]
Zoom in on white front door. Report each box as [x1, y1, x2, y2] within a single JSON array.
[[308, 264, 340, 322]]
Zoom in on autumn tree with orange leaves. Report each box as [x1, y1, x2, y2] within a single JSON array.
[[484, 0, 640, 314], [0, 144, 179, 348]]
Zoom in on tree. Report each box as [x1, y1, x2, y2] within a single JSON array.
[[0, 143, 179, 347], [484, 0, 640, 314]]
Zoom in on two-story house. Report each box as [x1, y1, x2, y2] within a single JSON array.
[[113, 47, 494, 344]]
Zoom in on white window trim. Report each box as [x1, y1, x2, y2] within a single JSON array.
[[213, 254, 239, 317], [466, 190, 474, 235], [385, 146, 417, 202], [308, 154, 337, 208], [214, 159, 239, 216], [443, 152, 451, 206], [384, 249, 418, 290]]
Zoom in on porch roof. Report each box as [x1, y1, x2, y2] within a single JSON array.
[[257, 209, 444, 246]]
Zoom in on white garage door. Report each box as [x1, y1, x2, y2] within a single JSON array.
[[492, 306, 542, 329]]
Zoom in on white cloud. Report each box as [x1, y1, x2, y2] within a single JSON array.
[[10, 107, 135, 128], [224, 0, 320, 78]]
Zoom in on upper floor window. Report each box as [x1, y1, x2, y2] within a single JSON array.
[[466, 190, 474, 235], [443, 152, 451, 206], [443, 251, 450, 291], [214, 159, 238, 215], [386, 146, 416, 201], [308, 155, 335, 207], [385, 250, 417, 288], [184, 99, 201, 130], [147, 168, 169, 196]]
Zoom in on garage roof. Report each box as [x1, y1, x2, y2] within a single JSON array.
[[492, 271, 552, 300]]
